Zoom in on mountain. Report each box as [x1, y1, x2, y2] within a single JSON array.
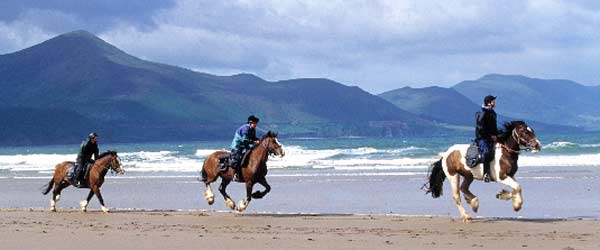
[[453, 74, 600, 129], [0, 30, 437, 146], [379, 85, 580, 134], [379, 86, 479, 125]]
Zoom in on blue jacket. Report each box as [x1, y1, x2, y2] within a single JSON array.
[[230, 124, 259, 150]]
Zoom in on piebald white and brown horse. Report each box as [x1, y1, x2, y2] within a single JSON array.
[[425, 121, 541, 222]]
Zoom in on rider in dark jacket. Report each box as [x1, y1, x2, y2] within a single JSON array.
[[75, 132, 99, 186], [476, 95, 500, 182], [229, 115, 260, 170]]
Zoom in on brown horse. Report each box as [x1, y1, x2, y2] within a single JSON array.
[[201, 131, 285, 212], [425, 121, 541, 222], [41, 150, 124, 213]]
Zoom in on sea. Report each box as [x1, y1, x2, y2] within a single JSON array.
[[1, 133, 599, 219]]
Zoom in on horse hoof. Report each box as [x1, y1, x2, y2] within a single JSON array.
[[207, 197, 215, 205], [80, 200, 88, 212], [225, 199, 235, 210], [50, 207, 56, 212], [462, 216, 473, 223], [101, 206, 110, 213], [236, 200, 248, 212], [470, 198, 479, 213]]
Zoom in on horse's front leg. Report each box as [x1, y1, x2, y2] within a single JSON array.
[[251, 178, 270, 199], [80, 190, 94, 212], [497, 176, 523, 211], [236, 181, 254, 212], [91, 186, 110, 213]]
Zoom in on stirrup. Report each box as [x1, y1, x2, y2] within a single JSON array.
[[483, 174, 491, 183]]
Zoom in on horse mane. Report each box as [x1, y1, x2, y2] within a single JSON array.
[[97, 150, 117, 159], [260, 131, 278, 140], [497, 121, 526, 143]]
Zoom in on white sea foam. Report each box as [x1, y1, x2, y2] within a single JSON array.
[[2, 145, 600, 175]]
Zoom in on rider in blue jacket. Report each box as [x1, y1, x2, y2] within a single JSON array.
[[229, 115, 260, 170]]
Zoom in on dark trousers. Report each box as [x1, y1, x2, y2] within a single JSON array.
[[230, 149, 244, 170], [477, 139, 495, 176]]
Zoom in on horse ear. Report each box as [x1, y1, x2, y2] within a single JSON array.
[[274, 131, 278, 137]]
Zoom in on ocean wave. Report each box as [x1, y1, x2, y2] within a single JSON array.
[[4, 146, 600, 175], [544, 141, 577, 149]]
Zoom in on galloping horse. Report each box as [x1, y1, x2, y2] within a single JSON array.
[[425, 121, 541, 222], [42, 151, 124, 213], [201, 131, 285, 212]]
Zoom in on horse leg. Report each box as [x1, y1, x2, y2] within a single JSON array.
[[218, 179, 235, 210], [50, 180, 69, 212], [204, 183, 216, 205], [91, 186, 110, 213], [236, 181, 254, 212], [449, 174, 471, 222], [80, 190, 94, 212], [497, 176, 523, 211], [251, 178, 271, 199], [460, 174, 479, 213]]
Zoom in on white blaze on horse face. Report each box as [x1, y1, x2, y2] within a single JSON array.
[[275, 138, 285, 157], [527, 127, 533, 133]]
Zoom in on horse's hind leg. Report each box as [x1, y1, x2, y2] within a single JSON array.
[[204, 183, 216, 205], [460, 174, 479, 213], [449, 174, 471, 222], [218, 179, 235, 210], [50, 180, 69, 212]]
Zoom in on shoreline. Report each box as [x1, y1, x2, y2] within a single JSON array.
[[1, 209, 599, 250], [2, 207, 598, 222]]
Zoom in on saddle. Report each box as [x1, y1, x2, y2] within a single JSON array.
[[465, 143, 481, 168], [67, 162, 91, 188], [216, 149, 253, 182]]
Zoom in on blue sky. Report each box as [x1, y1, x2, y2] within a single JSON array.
[[1, 0, 600, 93]]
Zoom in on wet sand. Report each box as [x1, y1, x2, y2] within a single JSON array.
[[0, 208, 598, 250]]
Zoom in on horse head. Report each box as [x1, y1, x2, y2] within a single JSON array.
[[261, 131, 285, 157], [103, 150, 125, 174], [502, 121, 541, 153]]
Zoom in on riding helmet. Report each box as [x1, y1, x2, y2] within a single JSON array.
[[88, 132, 98, 138], [247, 115, 260, 123], [483, 95, 496, 105]]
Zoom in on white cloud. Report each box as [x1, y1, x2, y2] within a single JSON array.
[[3, 0, 600, 93]]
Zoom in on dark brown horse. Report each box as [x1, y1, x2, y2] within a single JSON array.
[[41, 151, 124, 213], [425, 121, 541, 222], [201, 131, 285, 212]]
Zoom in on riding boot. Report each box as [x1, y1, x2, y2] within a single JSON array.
[[483, 161, 491, 183]]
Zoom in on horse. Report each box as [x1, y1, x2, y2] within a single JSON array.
[[200, 131, 285, 212], [424, 121, 541, 222], [41, 150, 124, 213]]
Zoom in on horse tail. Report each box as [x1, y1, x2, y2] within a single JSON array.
[[199, 159, 208, 182], [41, 177, 54, 195], [424, 158, 446, 198]]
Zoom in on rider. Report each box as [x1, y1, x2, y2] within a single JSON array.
[[229, 115, 260, 171], [475, 95, 500, 183], [75, 132, 99, 186]]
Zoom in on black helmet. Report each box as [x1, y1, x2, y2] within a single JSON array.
[[88, 132, 98, 139], [483, 95, 496, 105], [247, 115, 260, 123]]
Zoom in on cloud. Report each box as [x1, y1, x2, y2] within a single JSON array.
[[2, 0, 600, 93]]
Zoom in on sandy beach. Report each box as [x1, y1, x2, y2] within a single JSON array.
[[0, 209, 598, 250]]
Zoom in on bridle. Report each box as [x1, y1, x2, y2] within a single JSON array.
[[502, 127, 536, 154]]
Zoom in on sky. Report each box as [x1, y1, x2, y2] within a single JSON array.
[[1, 0, 600, 94]]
